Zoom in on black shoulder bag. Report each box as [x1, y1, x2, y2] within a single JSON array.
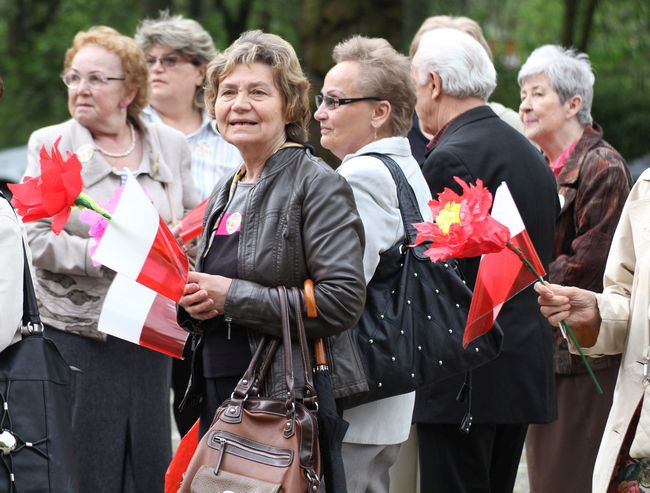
[[0, 192, 79, 493], [338, 154, 504, 410]]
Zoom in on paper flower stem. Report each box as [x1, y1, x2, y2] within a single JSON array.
[[75, 192, 112, 221], [506, 241, 603, 395]]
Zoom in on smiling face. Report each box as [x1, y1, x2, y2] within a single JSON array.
[[67, 44, 133, 131], [519, 73, 573, 148], [146, 44, 204, 109], [314, 61, 377, 160], [214, 62, 287, 158]]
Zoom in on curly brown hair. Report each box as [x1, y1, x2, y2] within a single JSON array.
[[204, 30, 310, 143], [64, 26, 149, 125]]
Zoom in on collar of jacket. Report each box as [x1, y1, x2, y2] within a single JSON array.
[[196, 144, 307, 270], [556, 124, 604, 187], [423, 105, 496, 159], [62, 118, 175, 188]]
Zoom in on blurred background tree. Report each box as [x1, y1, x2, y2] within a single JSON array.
[[0, 0, 648, 163]]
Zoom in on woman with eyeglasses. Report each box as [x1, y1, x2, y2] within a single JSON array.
[[135, 12, 242, 439], [314, 36, 432, 493], [135, 12, 241, 201], [23, 26, 199, 493]]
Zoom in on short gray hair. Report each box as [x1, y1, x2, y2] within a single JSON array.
[[135, 11, 216, 109], [333, 36, 416, 137], [518, 45, 594, 126], [413, 28, 496, 101]]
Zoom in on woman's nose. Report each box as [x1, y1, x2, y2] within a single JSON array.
[[232, 92, 251, 110], [314, 105, 326, 121]]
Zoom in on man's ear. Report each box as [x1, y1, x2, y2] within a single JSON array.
[[430, 72, 442, 100]]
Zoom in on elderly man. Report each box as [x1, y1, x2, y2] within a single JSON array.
[[411, 28, 559, 493]]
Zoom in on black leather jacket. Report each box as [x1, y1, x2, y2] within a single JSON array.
[[180, 145, 368, 401]]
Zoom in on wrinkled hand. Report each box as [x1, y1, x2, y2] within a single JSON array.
[[178, 272, 232, 321], [534, 281, 601, 331]]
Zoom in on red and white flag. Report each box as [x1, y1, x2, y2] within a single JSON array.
[[463, 182, 545, 347], [98, 274, 189, 358], [177, 198, 208, 243], [92, 173, 188, 302]]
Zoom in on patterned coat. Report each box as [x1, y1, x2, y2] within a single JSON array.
[[551, 125, 632, 374]]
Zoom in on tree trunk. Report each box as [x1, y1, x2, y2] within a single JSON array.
[[562, 0, 578, 47], [578, 0, 599, 52]]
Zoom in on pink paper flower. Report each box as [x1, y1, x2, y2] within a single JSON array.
[[80, 186, 123, 265]]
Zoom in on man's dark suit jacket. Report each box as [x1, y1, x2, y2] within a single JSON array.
[[414, 105, 559, 425]]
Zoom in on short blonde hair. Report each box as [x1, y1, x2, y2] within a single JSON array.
[[410, 15, 493, 60], [204, 30, 310, 143], [64, 26, 149, 125], [332, 36, 415, 137]]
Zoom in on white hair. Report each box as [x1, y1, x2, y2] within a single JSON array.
[[518, 45, 594, 126], [413, 28, 496, 101]]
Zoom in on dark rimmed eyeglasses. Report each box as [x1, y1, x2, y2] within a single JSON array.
[[315, 94, 382, 110], [61, 72, 125, 89]]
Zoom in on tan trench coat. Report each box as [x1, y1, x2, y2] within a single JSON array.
[[579, 169, 650, 492], [24, 118, 199, 340]]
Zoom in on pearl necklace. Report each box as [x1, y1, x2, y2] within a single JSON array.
[[95, 123, 136, 158]]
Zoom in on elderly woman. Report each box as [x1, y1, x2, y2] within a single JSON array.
[[135, 11, 242, 437], [314, 35, 432, 493], [135, 12, 241, 200], [24, 26, 198, 492], [177, 30, 366, 442], [518, 45, 632, 493], [535, 168, 650, 492]]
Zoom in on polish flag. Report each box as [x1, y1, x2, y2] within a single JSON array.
[[463, 182, 545, 347], [177, 198, 208, 243], [92, 173, 189, 302], [98, 274, 189, 359]]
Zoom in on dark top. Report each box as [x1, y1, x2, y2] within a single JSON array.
[[414, 105, 560, 424], [202, 182, 253, 378]]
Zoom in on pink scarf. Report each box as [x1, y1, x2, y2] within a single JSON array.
[[549, 141, 578, 177]]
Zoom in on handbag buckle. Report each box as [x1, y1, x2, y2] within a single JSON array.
[[20, 322, 43, 336]]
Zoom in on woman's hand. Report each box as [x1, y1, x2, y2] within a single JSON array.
[[178, 272, 232, 320], [534, 281, 601, 331]]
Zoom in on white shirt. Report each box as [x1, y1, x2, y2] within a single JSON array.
[[143, 107, 242, 199], [337, 136, 432, 445]]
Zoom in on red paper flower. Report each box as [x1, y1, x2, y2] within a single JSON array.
[[9, 137, 83, 234], [8, 137, 110, 235], [413, 176, 510, 262]]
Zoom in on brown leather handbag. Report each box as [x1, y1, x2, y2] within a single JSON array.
[[179, 286, 321, 493]]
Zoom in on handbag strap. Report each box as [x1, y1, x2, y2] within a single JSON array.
[[0, 191, 42, 334], [361, 152, 424, 246], [290, 287, 317, 409]]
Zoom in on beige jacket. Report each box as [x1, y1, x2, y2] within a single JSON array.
[[24, 118, 199, 341], [578, 169, 650, 492]]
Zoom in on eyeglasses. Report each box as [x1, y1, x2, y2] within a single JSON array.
[[61, 72, 125, 89], [145, 53, 195, 69], [315, 94, 382, 110]]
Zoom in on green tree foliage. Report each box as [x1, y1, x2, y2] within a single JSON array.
[[0, 0, 648, 161]]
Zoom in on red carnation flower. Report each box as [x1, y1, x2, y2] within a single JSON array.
[[8, 137, 110, 234], [413, 176, 510, 262]]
